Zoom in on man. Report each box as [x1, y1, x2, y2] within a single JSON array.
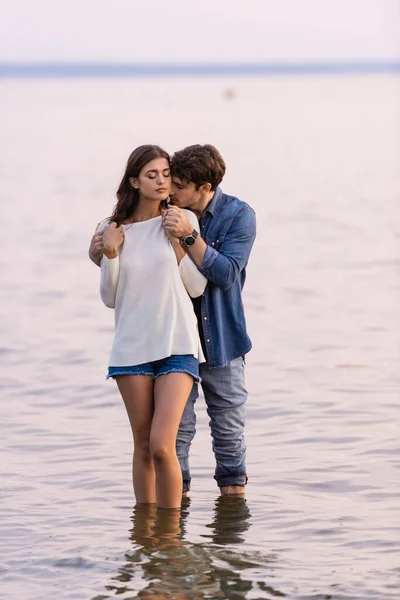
[[89, 144, 256, 496]]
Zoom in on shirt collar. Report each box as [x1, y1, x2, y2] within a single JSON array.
[[204, 186, 223, 216]]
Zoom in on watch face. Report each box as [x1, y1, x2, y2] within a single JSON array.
[[185, 235, 195, 246]]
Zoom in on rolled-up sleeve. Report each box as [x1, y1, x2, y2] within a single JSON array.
[[200, 244, 219, 270], [198, 206, 256, 291]]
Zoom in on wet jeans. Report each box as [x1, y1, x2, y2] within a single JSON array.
[[176, 356, 248, 491]]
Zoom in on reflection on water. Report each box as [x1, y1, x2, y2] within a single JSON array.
[[94, 498, 281, 599], [103, 503, 198, 599], [204, 496, 251, 545]]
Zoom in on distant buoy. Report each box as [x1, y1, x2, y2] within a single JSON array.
[[223, 88, 236, 100]]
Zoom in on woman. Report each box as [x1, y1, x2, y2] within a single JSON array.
[[98, 145, 206, 509]]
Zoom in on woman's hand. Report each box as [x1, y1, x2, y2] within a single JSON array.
[[102, 222, 125, 259]]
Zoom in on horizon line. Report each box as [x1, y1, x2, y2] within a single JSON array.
[[1, 60, 400, 78]]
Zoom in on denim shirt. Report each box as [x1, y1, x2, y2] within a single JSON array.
[[194, 187, 256, 367]]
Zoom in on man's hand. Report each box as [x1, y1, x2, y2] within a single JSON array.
[[89, 223, 104, 266], [89, 222, 124, 265], [102, 223, 124, 259], [163, 206, 193, 239]]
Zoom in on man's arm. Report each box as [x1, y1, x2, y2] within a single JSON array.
[[163, 205, 256, 291], [89, 229, 104, 267], [196, 206, 256, 290], [163, 207, 207, 266]]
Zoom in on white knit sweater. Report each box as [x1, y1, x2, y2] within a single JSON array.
[[98, 210, 206, 367]]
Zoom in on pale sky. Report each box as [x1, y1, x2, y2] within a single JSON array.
[[1, 0, 399, 62]]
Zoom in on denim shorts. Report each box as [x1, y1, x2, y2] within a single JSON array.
[[107, 354, 200, 382]]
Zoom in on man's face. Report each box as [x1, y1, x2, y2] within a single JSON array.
[[170, 177, 201, 209]]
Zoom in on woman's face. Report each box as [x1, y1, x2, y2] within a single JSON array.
[[131, 157, 171, 202]]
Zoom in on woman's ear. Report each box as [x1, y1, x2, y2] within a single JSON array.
[[129, 177, 139, 189]]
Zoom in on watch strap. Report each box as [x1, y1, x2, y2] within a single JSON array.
[[181, 229, 198, 246]]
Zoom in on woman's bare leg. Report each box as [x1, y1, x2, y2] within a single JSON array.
[[151, 373, 194, 508], [116, 375, 156, 504]]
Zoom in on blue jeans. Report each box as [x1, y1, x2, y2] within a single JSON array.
[[176, 356, 248, 491]]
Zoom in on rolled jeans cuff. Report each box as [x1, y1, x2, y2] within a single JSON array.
[[182, 472, 191, 493], [214, 473, 248, 488]]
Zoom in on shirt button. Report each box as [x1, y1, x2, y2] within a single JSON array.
[[204, 316, 207, 320], [211, 242, 215, 246], [206, 339, 210, 343]]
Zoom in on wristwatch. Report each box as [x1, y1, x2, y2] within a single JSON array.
[[181, 229, 198, 247]]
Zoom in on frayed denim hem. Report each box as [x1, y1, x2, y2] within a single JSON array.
[[107, 356, 200, 382], [154, 368, 201, 383], [107, 369, 200, 382], [106, 370, 151, 379]]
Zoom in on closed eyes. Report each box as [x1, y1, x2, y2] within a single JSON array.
[[148, 170, 171, 179]]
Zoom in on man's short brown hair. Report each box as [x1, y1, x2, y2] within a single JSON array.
[[171, 144, 226, 191]]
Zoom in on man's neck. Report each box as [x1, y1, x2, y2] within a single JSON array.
[[192, 191, 215, 219]]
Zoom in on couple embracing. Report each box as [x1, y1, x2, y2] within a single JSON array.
[[90, 143, 256, 508]]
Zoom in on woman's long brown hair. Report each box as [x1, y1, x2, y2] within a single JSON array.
[[110, 145, 170, 226]]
